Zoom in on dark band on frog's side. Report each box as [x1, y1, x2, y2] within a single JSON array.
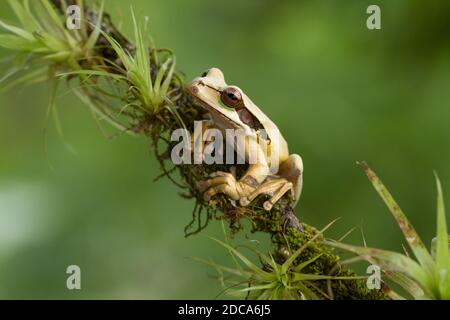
[[242, 175, 259, 188]]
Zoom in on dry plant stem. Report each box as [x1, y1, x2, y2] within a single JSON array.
[[49, 0, 387, 299]]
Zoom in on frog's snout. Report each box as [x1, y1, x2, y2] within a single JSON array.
[[189, 78, 204, 94], [190, 83, 199, 94]]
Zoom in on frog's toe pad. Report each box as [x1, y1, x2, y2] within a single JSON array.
[[263, 201, 273, 211], [239, 197, 250, 207]]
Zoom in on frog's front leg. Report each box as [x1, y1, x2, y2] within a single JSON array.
[[199, 163, 269, 202]]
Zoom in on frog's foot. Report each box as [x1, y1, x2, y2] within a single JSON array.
[[264, 181, 293, 210], [239, 178, 293, 211], [239, 179, 284, 207], [198, 171, 254, 202]]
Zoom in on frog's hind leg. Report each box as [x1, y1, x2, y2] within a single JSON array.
[[239, 178, 293, 211], [239, 153, 303, 211], [278, 154, 303, 207], [240, 178, 284, 206]]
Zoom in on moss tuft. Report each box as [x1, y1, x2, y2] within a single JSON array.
[[0, 0, 389, 300]]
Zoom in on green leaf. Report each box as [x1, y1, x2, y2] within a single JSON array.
[[160, 56, 176, 97], [83, 0, 104, 52], [231, 282, 277, 294], [33, 31, 69, 53], [327, 240, 435, 298], [72, 87, 133, 135], [188, 256, 252, 278], [154, 57, 171, 95], [0, 34, 39, 51], [257, 252, 278, 271], [359, 162, 436, 278], [39, 0, 66, 35], [210, 237, 275, 281], [0, 19, 34, 40], [57, 70, 127, 81], [293, 253, 323, 272], [384, 270, 424, 299], [267, 285, 283, 300], [281, 218, 338, 274], [43, 51, 71, 62], [434, 173, 450, 299], [23, 0, 43, 31], [0, 66, 48, 92], [291, 272, 365, 282], [8, 0, 40, 31], [44, 67, 76, 155], [289, 282, 319, 300]]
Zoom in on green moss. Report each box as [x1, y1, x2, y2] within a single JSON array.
[[2, 0, 388, 300], [174, 147, 388, 298]]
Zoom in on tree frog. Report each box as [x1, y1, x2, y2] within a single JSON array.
[[189, 68, 303, 212]]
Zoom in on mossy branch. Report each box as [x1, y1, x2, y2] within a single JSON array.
[[0, 0, 388, 299]]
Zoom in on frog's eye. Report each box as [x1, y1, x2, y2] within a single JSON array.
[[221, 87, 242, 108], [201, 69, 210, 77]]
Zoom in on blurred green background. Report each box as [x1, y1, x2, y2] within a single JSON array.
[[0, 0, 450, 299]]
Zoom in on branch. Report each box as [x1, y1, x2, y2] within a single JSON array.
[[2, 0, 389, 300]]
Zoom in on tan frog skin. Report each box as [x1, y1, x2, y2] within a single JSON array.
[[189, 68, 303, 211]]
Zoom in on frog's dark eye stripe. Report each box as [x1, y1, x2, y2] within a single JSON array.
[[221, 87, 242, 108]]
